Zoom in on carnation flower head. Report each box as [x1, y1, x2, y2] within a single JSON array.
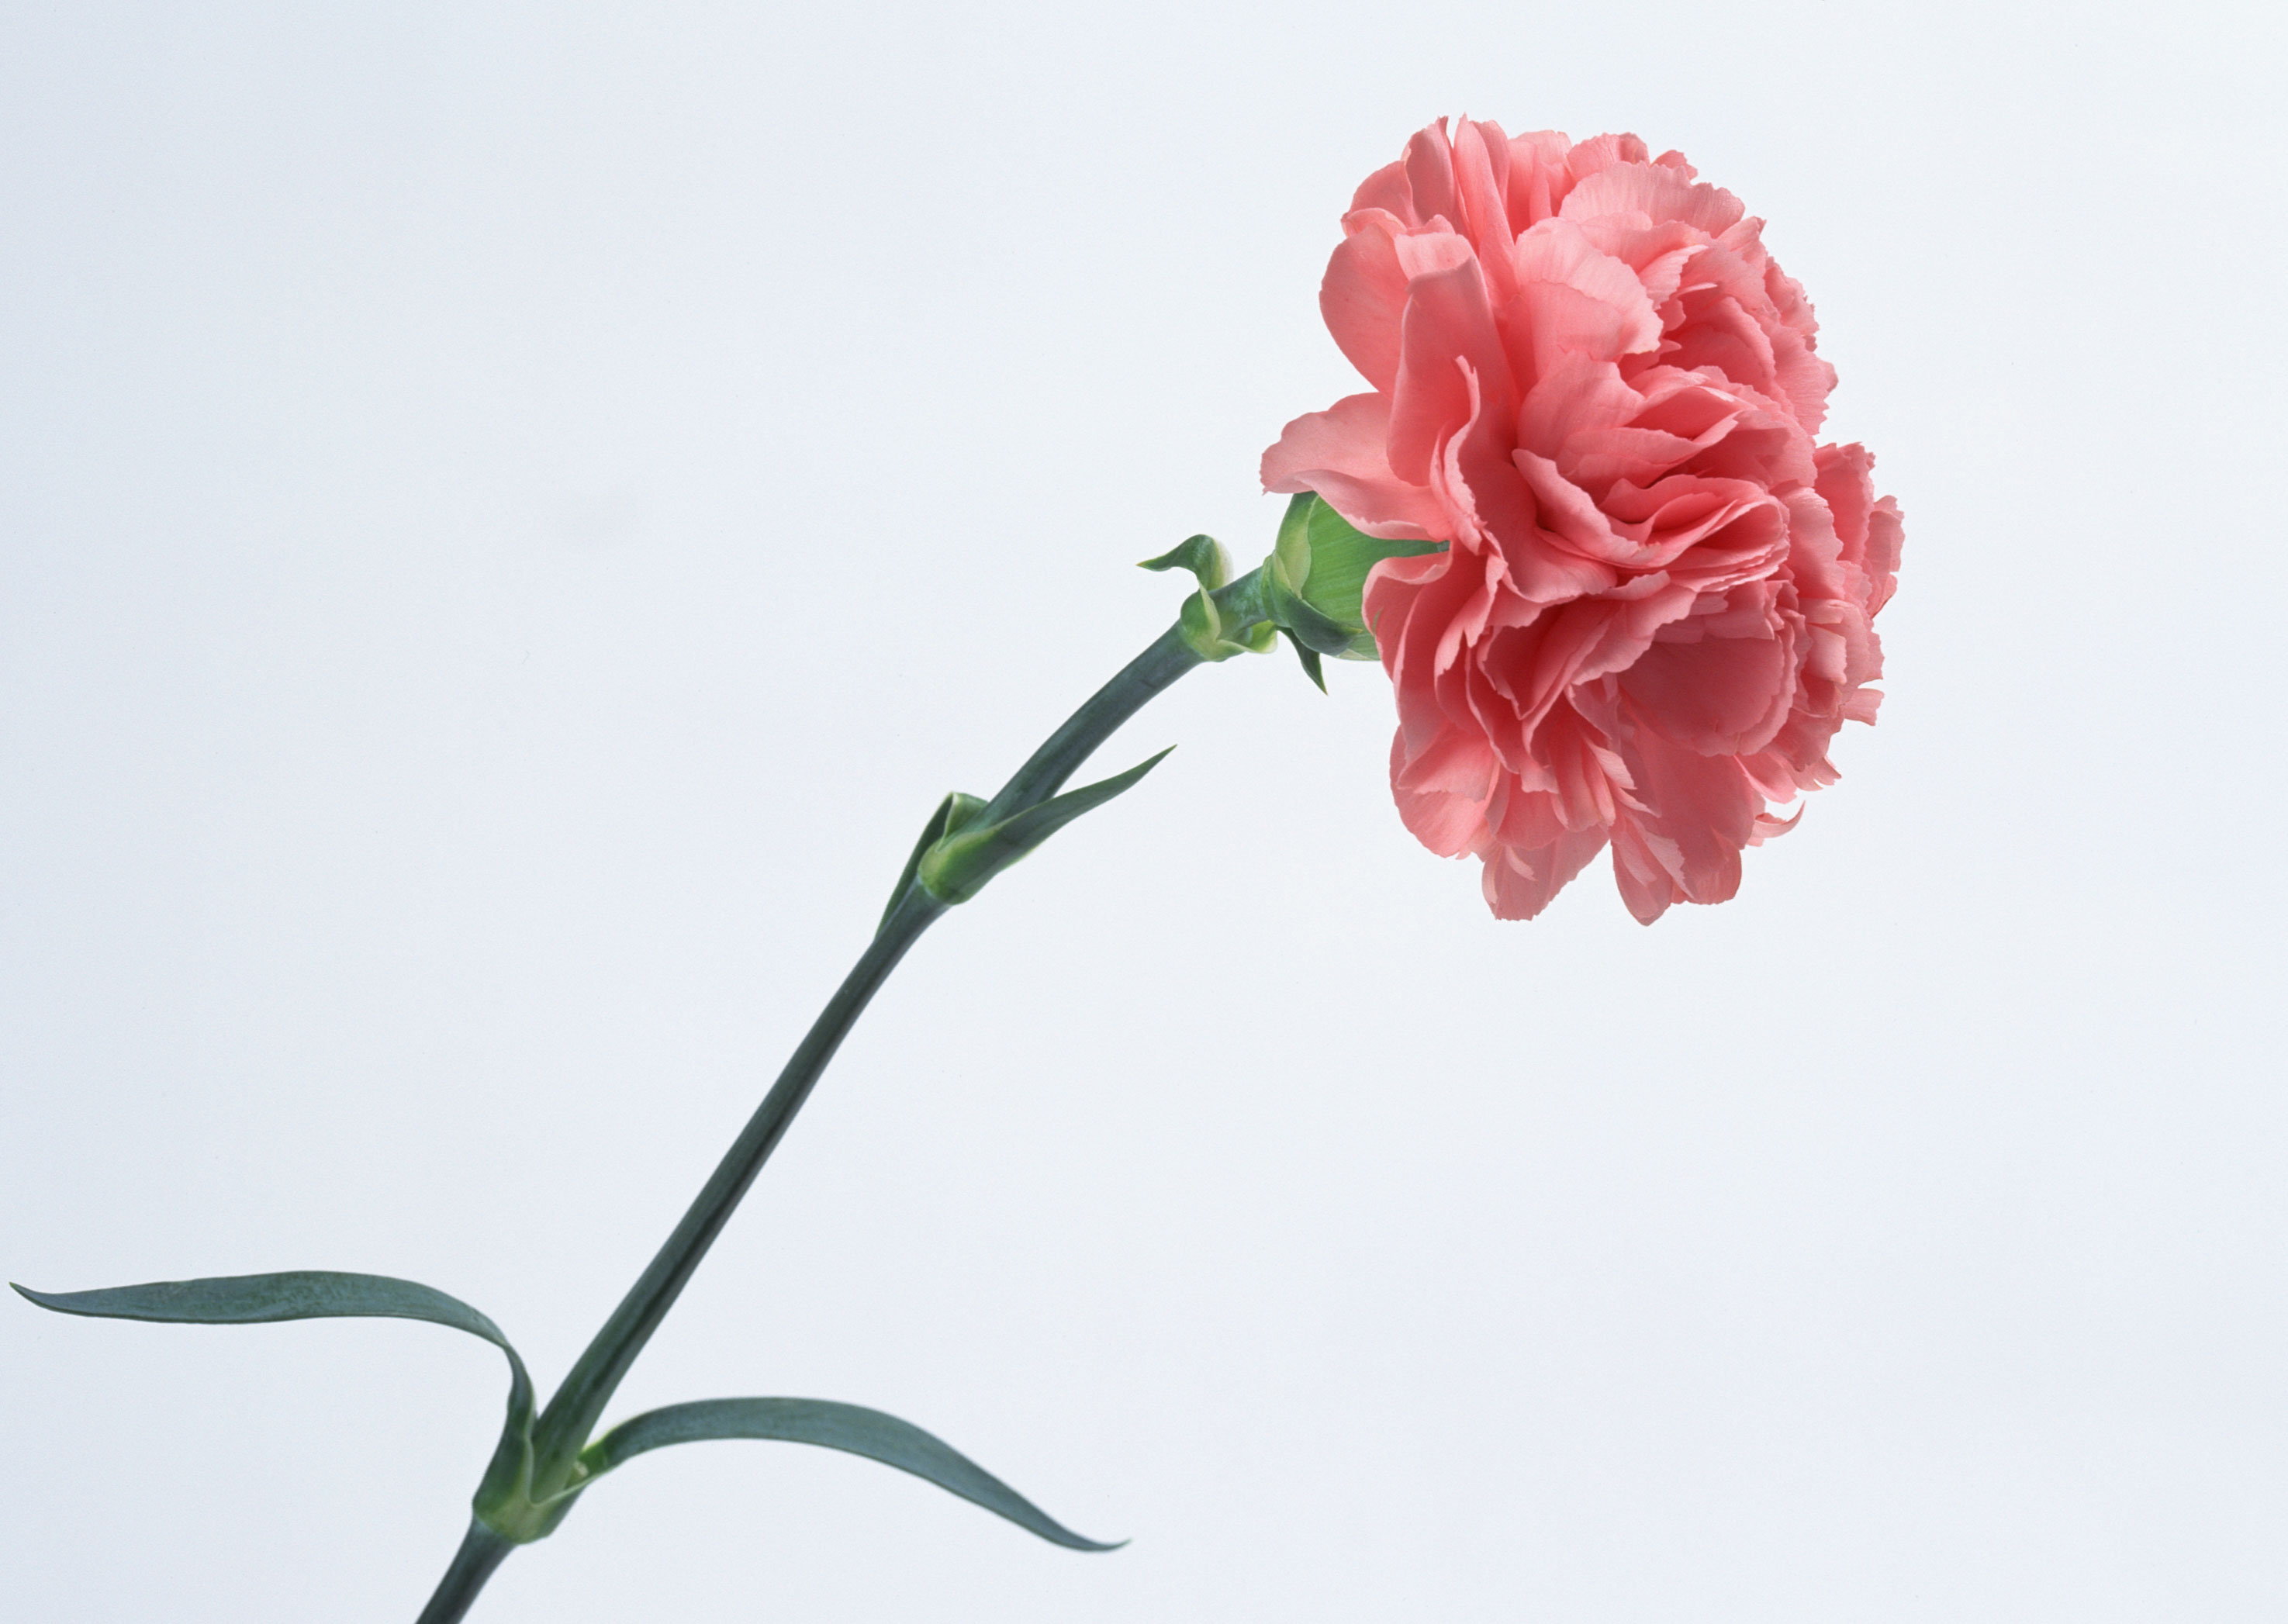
[[1263, 118, 1902, 922]]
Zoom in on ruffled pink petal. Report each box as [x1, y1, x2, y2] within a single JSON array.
[[1540, 699, 1640, 828], [1401, 119, 1460, 228], [1434, 358, 1609, 607], [1261, 392, 1446, 541], [1515, 353, 1647, 461], [1320, 212, 1410, 393], [1452, 119, 1521, 307], [1560, 161, 1744, 236], [1609, 738, 1752, 915], [1481, 823, 1609, 920], [1389, 255, 1512, 485], [1563, 134, 1655, 189], [1502, 219, 1665, 385], [1865, 499, 1903, 615], [1502, 130, 1574, 231], [1814, 441, 1903, 614], [1350, 157, 1415, 220], [1390, 727, 1498, 856], [1609, 819, 1685, 924], [1619, 591, 1798, 757]]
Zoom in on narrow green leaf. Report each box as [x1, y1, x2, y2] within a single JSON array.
[[14, 1271, 536, 1517], [579, 1397, 1121, 1552], [1136, 534, 1229, 591], [13, 1269, 515, 1348], [987, 747, 1172, 854]]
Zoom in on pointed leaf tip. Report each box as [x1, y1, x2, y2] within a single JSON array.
[[1284, 633, 1327, 693], [577, 1397, 1123, 1552]]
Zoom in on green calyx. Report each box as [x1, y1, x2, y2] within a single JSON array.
[[1261, 493, 1442, 690], [1136, 503, 1440, 687]]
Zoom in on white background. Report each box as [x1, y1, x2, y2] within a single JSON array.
[[3, 3, 2282, 1620]]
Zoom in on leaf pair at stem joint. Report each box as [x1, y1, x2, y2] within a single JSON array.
[[887, 751, 1174, 917], [10, 1272, 1117, 1560]]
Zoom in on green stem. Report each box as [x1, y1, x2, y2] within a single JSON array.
[[414, 1522, 514, 1624], [527, 603, 1232, 1498], [980, 619, 1207, 821], [420, 576, 1267, 1618], [524, 882, 946, 1498]]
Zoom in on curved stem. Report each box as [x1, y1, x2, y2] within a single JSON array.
[[414, 1522, 514, 1624], [416, 583, 1262, 1617], [525, 610, 1222, 1499]]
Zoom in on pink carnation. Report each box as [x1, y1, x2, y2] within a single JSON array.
[[1263, 119, 1902, 922]]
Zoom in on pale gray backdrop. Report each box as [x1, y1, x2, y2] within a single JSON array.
[[4, 3, 2283, 1620]]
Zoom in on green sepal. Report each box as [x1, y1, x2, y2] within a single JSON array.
[[1137, 534, 1229, 592], [916, 748, 1173, 906], [12, 1270, 554, 1539], [1283, 631, 1327, 693], [1270, 492, 1315, 600], [575, 1396, 1121, 1552], [1263, 567, 1357, 658]]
